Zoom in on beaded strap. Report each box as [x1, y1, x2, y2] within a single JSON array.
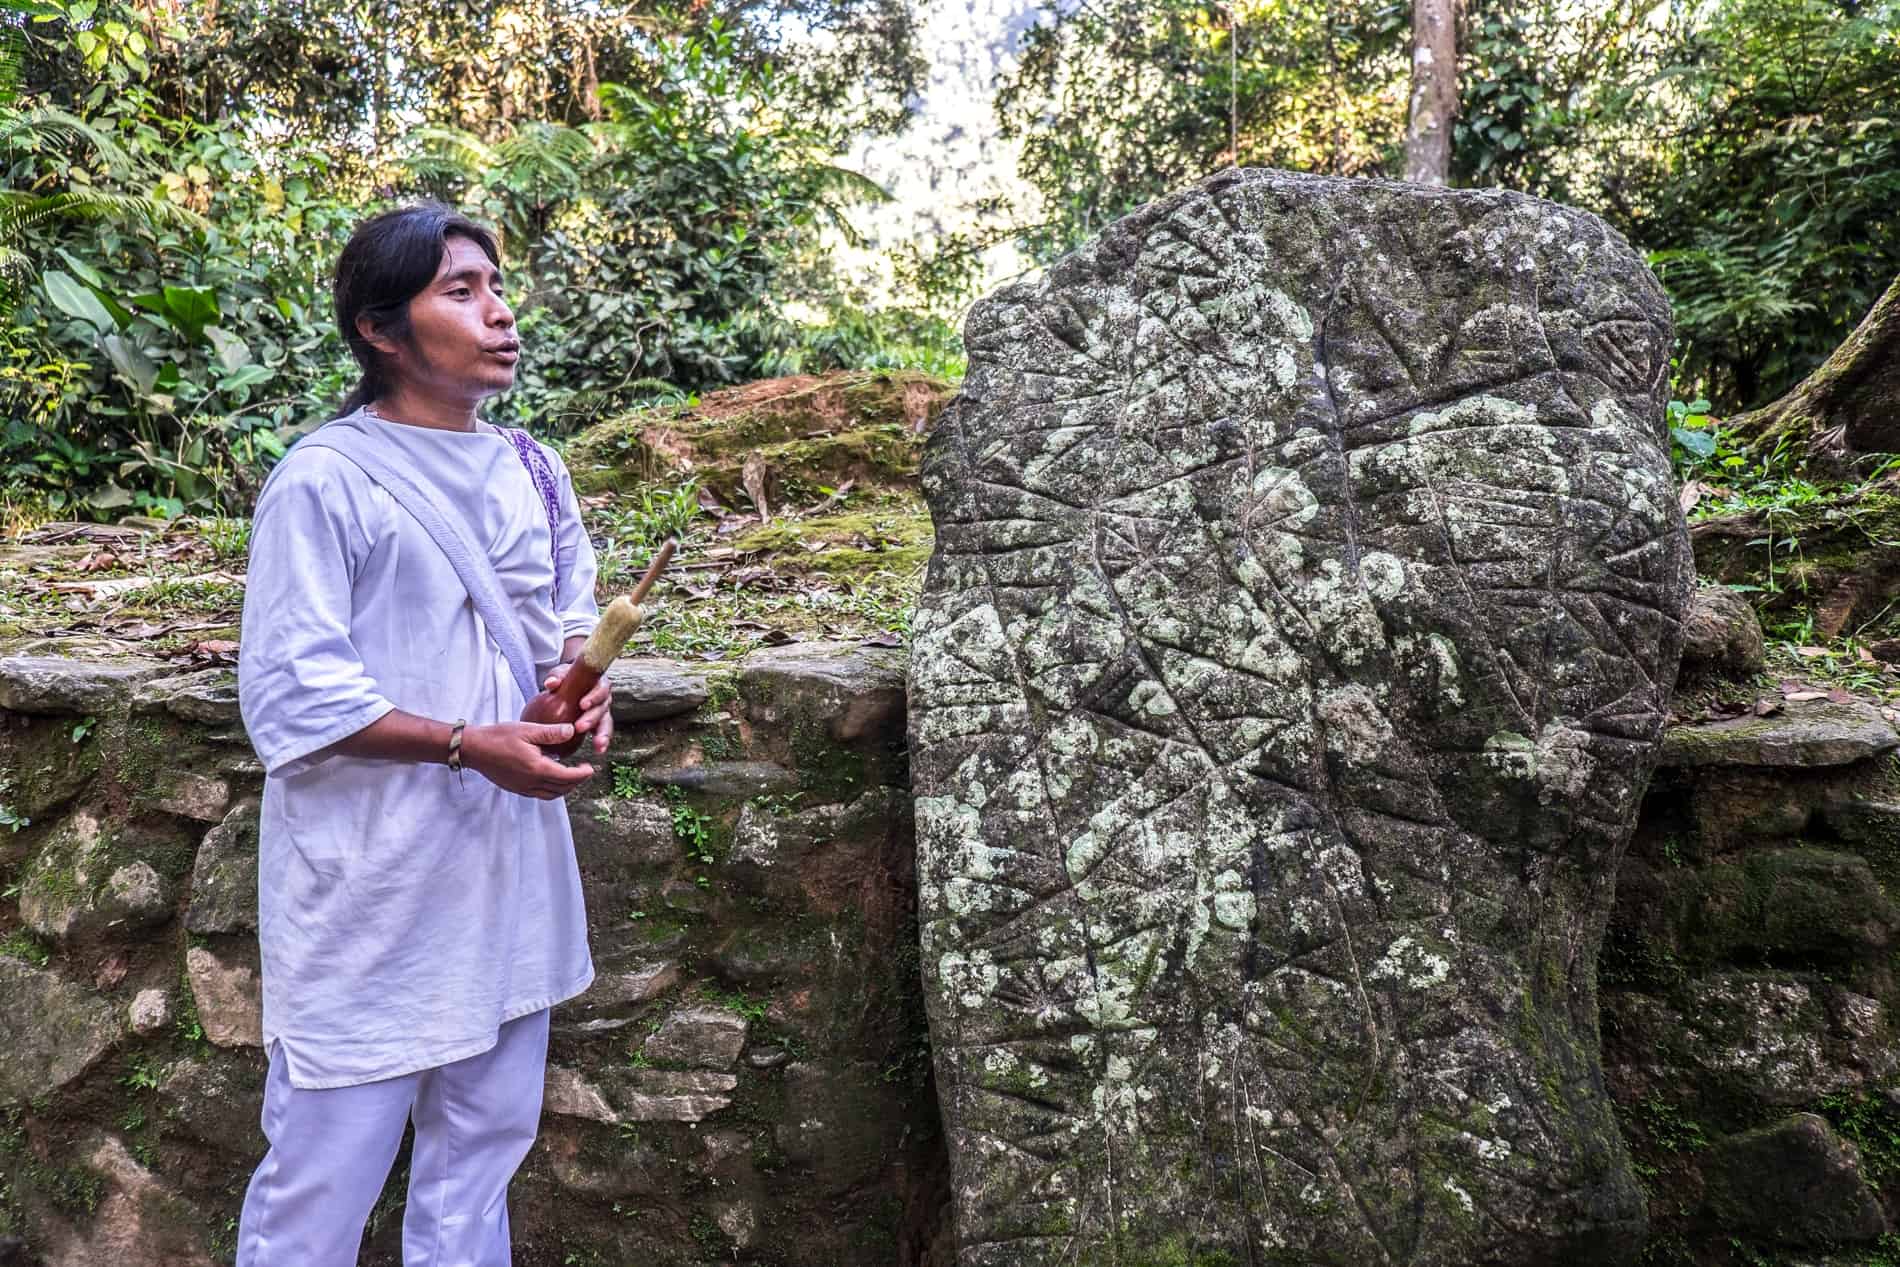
[[500, 427, 567, 606]]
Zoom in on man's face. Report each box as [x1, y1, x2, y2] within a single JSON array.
[[367, 234, 519, 402]]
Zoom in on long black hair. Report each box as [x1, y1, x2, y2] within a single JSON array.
[[331, 202, 502, 418]]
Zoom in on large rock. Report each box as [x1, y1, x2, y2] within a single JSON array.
[[131, 667, 240, 725], [20, 808, 174, 945], [185, 941, 262, 1048], [909, 170, 1690, 1265], [740, 643, 907, 742], [1607, 974, 1895, 1107], [39, 1133, 216, 1267], [0, 656, 165, 714], [640, 1003, 748, 1070], [606, 658, 711, 723], [1699, 1114, 1887, 1246], [185, 798, 259, 934], [1613, 848, 1899, 972], [0, 957, 120, 1104], [1678, 583, 1766, 677]]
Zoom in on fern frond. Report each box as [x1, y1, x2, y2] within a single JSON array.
[[0, 105, 134, 170], [0, 189, 207, 250], [409, 125, 499, 178], [802, 163, 893, 206], [494, 122, 596, 169]]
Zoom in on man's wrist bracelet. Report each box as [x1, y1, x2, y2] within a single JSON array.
[[447, 719, 467, 772]]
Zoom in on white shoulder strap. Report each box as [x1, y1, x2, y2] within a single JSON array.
[[264, 418, 541, 705]]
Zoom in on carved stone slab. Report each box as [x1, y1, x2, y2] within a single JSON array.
[[909, 169, 1692, 1266]]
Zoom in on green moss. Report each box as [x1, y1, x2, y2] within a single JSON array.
[[789, 713, 866, 801], [34, 1160, 103, 1216], [704, 670, 741, 712], [698, 728, 744, 761], [568, 369, 954, 499], [1, 718, 101, 819], [730, 506, 932, 579], [114, 712, 174, 804]]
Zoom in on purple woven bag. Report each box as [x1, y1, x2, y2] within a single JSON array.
[[500, 427, 568, 606]]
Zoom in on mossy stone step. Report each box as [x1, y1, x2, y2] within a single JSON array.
[[1661, 698, 1900, 769]]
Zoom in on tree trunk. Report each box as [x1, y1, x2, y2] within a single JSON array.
[[1404, 0, 1458, 185], [1727, 274, 1900, 472]]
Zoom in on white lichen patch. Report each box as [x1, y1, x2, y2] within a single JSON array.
[[1370, 935, 1452, 989], [938, 948, 1001, 1011]]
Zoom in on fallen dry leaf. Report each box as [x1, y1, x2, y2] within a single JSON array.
[[1678, 481, 1706, 513], [1783, 690, 1827, 702], [1793, 645, 1830, 658], [1754, 698, 1782, 716]]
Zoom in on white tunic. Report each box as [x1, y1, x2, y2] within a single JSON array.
[[237, 409, 598, 1089]]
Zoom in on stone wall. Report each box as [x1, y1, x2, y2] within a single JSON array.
[[1606, 663, 1900, 1263], [2, 618, 1898, 1265], [0, 641, 949, 1267]]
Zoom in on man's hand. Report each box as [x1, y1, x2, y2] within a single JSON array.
[[463, 722, 596, 798], [544, 661, 614, 755]]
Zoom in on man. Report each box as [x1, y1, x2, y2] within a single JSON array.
[[235, 203, 610, 1265]]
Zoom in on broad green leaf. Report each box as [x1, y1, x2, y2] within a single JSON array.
[[204, 325, 252, 373], [41, 269, 114, 332], [101, 333, 157, 395], [52, 248, 104, 289], [1671, 426, 1717, 458], [160, 285, 219, 342], [219, 363, 271, 392], [86, 482, 133, 510]]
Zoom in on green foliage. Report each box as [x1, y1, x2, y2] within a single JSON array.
[[1820, 1090, 1900, 1183], [1625, 0, 1900, 408], [697, 983, 770, 1024], [995, 0, 1408, 263], [1, 9, 360, 515], [990, 0, 1899, 421], [118, 1055, 159, 1091], [1452, 0, 1658, 199], [1634, 1092, 1709, 1154], [664, 786, 718, 866], [610, 762, 650, 801], [412, 24, 892, 433], [0, 928, 50, 966], [775, 304, 965, 380], [1464, 0, 1900, 411], [2, 5, 902, 515], [0, 773, 28, 832]]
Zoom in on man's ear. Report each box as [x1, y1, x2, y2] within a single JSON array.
[[355, 312, 402, 359]]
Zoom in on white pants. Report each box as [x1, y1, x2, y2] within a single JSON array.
[[236, 1008, 550, 1267]]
